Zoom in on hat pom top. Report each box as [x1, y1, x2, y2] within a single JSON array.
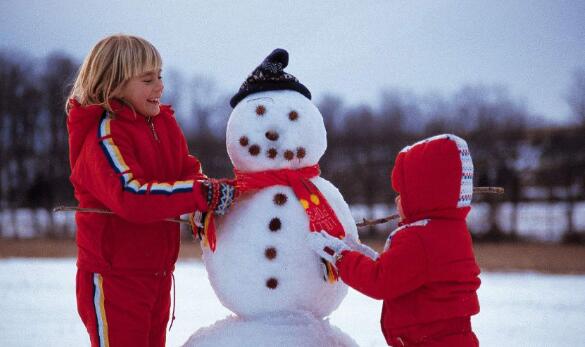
[[261, 49, 289, 75], [230, 48, 311, 108]]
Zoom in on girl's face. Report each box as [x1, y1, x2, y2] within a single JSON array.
[[395, 195, 405, 221], [117, 69, 164, 117]]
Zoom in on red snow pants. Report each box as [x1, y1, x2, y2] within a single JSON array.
[[389, 331, 479, 346], [76, 269, 173, 347], [387, 317, 479, 347]]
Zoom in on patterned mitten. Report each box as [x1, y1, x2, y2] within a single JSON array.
[[203, 179, 237, 215]]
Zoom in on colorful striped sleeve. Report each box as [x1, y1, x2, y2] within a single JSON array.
[[74, 113, 209, 224]]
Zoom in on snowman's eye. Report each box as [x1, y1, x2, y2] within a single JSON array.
[[288, 111, 299, 121], [256, 105, 266, 116]]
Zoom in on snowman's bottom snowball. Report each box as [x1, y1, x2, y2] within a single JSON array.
[[181, 311, 359, 347]]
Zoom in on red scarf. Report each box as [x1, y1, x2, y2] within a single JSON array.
[[236, 165, 345, 239]]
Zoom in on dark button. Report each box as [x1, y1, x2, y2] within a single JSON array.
[[268, 218, 281, 232], [265, 131, 279, 141], [267, 148, 277, 159], [265, 247, 277, 260], [249, 144, 260, 156], [266, 278, 278, 289], [239, 136, 249, 146], [273, 193, 287, 206], [296, 147, 306, 158]]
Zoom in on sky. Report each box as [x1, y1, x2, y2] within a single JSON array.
[[1, 0, 584, 123]]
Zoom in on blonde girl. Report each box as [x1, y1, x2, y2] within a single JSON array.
[[67, 34, 235, 347]]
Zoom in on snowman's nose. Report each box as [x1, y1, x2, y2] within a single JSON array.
[[265, 131, 279, 141]]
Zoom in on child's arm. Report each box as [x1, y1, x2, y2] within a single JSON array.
[[71, 120, 215, 224], [336, 230, 427, 300]]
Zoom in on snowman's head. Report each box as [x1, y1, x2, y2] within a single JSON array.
[[227, 49, 326, 172], [227, 90, 327, 172]]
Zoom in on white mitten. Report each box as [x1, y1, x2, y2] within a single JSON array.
[[345, 237, 379, 260], [306, 231, 350, 265]]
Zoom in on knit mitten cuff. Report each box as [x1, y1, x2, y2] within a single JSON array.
[[204, 180, 236, 216]]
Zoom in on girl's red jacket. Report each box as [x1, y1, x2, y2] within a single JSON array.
[[67, 99, 208, 275], [336, 136, 481, 344]]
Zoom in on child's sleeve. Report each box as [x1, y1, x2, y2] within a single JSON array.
[[71, 120, 209, 224], [336, 230, 427, 300]]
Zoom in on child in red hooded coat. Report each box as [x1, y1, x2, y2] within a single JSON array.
[[308, 134, 481, 346]]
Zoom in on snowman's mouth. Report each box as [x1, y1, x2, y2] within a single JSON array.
[[239, 134, 307, 162], [260, 146, 307, 161], [267, 148, 278, 159]]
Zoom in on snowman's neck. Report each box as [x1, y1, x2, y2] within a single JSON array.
[[235, 164, 345, 240], [235, 165, 321, 192]]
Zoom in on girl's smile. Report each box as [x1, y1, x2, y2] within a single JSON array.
[[117, 69, 164, 117]]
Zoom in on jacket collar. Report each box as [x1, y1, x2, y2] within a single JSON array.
[[109, 98, 174, 121]]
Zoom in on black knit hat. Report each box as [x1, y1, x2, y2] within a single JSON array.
[[230, 48, 311, 108]]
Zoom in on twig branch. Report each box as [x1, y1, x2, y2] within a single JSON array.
[[52, 206, 191, 225], [356, 186, 504, 228], [53, 186, 504, 229], [356, 214, 400, 228], [472, 186, 504, 194]]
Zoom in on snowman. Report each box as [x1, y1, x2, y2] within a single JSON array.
[[183, 49, 361, 347]]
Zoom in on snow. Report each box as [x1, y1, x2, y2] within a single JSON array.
[[202, 87, 357, 321], [1, 259, 585, 347], [204, 182, 352, 318], [227, 90, 327, 171], [182, 311, 358, 347]]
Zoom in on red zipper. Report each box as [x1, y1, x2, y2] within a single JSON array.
[[145, 116, 160, 142]]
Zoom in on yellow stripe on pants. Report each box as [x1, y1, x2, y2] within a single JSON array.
[[93, 274, 110, 347]]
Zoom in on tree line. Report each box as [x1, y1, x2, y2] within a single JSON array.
[[1, 50, 584, 243]]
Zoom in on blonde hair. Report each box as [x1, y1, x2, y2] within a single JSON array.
[[66, 34, 162, 113]]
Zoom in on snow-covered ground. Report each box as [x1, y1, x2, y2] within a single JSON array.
[[1, 259, 584, 347]]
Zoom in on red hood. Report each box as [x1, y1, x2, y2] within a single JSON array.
[[66, 98, 174, 170], [391, 134, 474, 223]]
